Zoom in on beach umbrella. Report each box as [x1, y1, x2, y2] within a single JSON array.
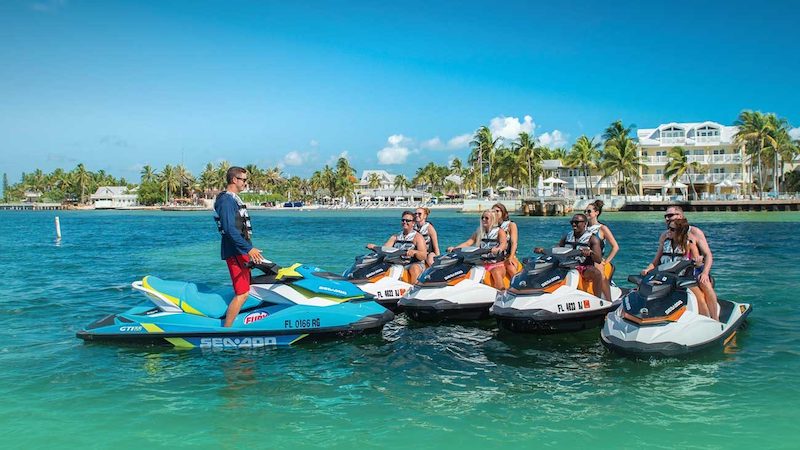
[[543, 177, 567, 184], [395, 196, 405, 201], [499, 186, 519, 192]]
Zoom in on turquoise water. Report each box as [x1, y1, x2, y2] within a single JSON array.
[[1, 209, 798, 448]]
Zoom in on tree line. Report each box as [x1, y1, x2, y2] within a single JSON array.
[[3, 112, 798, 205]]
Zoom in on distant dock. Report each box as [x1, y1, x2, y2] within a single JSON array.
[[621, 199, 800, 212], [0, 203, 64, 211]]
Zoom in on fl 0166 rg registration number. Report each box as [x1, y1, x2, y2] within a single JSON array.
[[284, 318, 321, 329]]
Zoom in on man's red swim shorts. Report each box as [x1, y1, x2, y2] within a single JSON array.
[[225, 254, 251, 295]]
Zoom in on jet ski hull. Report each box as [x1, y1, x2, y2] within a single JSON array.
[[77, 306, 394, 348], [493, 302, 620, 334], [601, 299, 752, 357], [400, 297, 493, 322]]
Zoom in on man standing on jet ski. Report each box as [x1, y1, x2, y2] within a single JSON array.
[[214, 166, 265, 327], [535, 213, 607, 298], [640, 205, 719, 321]]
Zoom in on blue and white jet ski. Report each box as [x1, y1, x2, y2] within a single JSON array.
[[77, 261, 394, 348], [601, 259, 752, 357]]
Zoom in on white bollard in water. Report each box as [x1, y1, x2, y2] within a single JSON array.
[[55, 216, 62, 240]]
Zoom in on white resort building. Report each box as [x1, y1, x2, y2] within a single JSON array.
[[357, 170, 428, 203], [637, 121, 750, 196], [91, 186, 139, 209]]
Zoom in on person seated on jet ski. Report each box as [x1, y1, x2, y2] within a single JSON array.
[[367, 210, 428, 284], [641, 205, 719, 320], [584, 199, 619, 302], [640, 218, 717, 319], [447, 210, 508, 290], [414, 207, 440, 267], [492, 203, 519, 279], [534, 213, 607, 298]]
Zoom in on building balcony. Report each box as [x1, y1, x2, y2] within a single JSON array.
[[686, 154, 744, 164], [661, 137, 686, 145], [641, 156, 669, 165], [560, 175, 616, 189], [641, 172, 746, 184]]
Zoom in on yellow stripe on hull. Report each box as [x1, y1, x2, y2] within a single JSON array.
[[165, 337, 196, 348], [141, 276, 204, 316]]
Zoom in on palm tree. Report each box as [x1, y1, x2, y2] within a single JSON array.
[[263, 167, 285, 193], [601, 121, 639, 199], [393, 174, 410, 195], [469, 126, 500, 194], [176, 164, 193, 198], [449, 157, 463, 174], [734, 111, 777, 198], [367, 172, 382, 189], [72, 163, 92, 204], [566, 135, 601, 197], [764, 113, 793, 192], [512, 132, 540, 195], [601, 136, 641, 201], [199, 163, 219, 198], [664, 146, 703, 199], [159, 164, 179, 204], [140, 165, 156, 184], [245, 164, 263, 192]]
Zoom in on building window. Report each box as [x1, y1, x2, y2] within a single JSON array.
[[656, 169, 663, 175], [656, 150, 666, 156], [713, 167, 726, 174], [713, 148, 726, 155], [697, 126, 720, 138]]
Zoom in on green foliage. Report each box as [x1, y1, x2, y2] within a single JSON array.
[[137, 181, 163, 205], [785, 169, 800, 193], [239, 192, 284, 204]]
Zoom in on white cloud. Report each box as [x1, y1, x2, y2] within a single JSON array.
[[421, 137, 443, 150], [377, 134, 413, 165], [447, 133, 472, 149], [283, 151, 309, 166], [421, 133, 471, 151], [489, 115, 535, 140], [309, 139, 319, 147], [790, 127, 800, 140], [538, 130, 568, 148]]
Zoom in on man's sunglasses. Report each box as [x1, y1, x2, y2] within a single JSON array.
[[236, 176, 248, 182], [401, 219, 414, 223], [570, 220, 585, 225]]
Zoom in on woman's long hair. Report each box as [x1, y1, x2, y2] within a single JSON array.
[[671, 218, 690, 252], [475, 209, 498, 247]]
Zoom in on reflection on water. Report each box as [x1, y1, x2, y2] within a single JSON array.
[[0, 210, 798, 447]]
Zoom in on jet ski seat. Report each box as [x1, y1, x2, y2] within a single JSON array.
[[142, 276, 262, 319]]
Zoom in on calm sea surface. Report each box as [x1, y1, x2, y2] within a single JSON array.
[[0, 209, 798, 448]]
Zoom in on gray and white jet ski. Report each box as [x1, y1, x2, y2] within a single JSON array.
[[343, 246, 413, 312], [491, 247, 626, 334], [601, 259, 752, 357], [399, 247, 509, 321]]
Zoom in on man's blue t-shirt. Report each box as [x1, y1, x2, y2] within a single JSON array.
[[214, 192, 253, 260]]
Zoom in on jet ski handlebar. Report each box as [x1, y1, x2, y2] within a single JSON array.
[[245, 260, 281, 275]]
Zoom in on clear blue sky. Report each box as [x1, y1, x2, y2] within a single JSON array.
[[1, 0, 798, 184]]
